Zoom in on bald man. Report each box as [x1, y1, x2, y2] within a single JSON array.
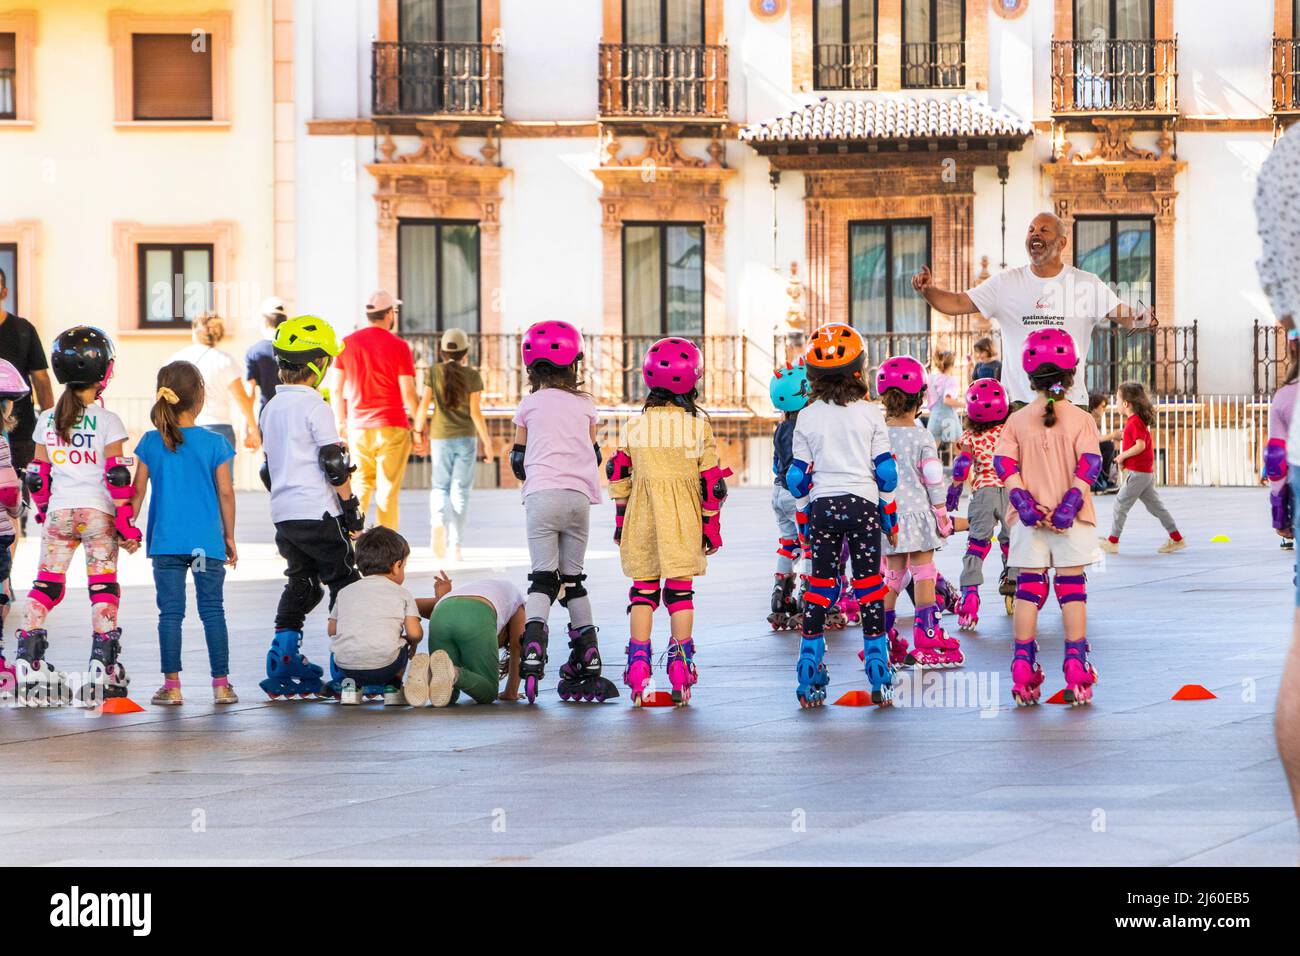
[[912, 212, 1156, 407]]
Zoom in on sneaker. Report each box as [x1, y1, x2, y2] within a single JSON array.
[[212, 682, 239, 705], [428, 649, 456, 708], [431, 526, 447, 559], [340, 682, 363, 706], [1098, 537, 1119, 554], [383, 684, 405, 706], [1158, 537, 1187, 554], [402, 652, 431, 707], [151, 684, 183, 706], [1283, 539, 1295, 551]]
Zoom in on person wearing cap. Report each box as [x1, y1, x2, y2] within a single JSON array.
[[246, 296, 288, 415], [413, 328, 496, 560], [329, 290, 418, 530]]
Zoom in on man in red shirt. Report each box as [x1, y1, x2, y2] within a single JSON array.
[[331, 290, 418, 529]]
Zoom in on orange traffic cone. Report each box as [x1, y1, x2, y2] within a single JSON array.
[[100, 697, 144, 714], [1171, 684, 1216, 701], [833, 690, 874, 707]]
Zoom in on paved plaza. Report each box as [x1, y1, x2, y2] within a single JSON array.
[[1, 485, 1296, 866]]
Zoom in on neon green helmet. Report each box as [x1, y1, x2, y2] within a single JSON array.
[[273, 315, 344, 386]]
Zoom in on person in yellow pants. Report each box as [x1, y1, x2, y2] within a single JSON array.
[[350, 425, 412, 530]]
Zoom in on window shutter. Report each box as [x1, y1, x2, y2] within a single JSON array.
[[132, 34, 213, 120], [0, 33, 15, 71]]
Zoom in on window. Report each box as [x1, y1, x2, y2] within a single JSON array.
[[623, 223, 704, 337], [850, 221, 931, 363], [0, 243, 16, 312], [138, 244, 213, 328], [814, 0, 877, 90], [398, 220, 481, 336], [902, 0, 965, 89], [397, 0, 483, 113], [132, 34, 213, 120], [1074, 216, 1154, 392], [622, 0, 708, 115], [1072, 0, 1155, 109], [0, 33, 14, 120]]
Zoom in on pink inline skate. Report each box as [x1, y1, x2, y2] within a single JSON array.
[[956, 585, 980, 631], [624, 638, 653, 706], [1011, 639, 1044, 706], [666, 638, 697, 707], [907, 605, 963, 668], [837, 589, 861, 627], [885, 610, 909, 669], [1062, 639, 1098, 706]]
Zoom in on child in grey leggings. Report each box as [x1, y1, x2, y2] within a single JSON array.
[[1100, 382, 1185, 555]]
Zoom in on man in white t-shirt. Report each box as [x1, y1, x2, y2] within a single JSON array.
[[912, 212, 1157, 406]]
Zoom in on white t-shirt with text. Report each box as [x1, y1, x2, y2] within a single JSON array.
[[35, 405, 130, 515]]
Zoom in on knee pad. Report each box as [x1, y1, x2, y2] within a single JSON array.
[[909, 561, 938, 582], [527, 570, 563, 605], [285, 575, 324, 614], [884, 566, 908, 595], [663, 578, 694, 614], [1015, 572, 1049, 609], [851, 573, 886, 604], [966, 537, 992, 561], [776, 537, 799, 560], [627, 579, 661, 612], [29, 572, 66, 610], [804, 575, 842, 609], [557, 573, 587, 607], [1054, 573, 1087, 606], [88, 573, 120, 607]]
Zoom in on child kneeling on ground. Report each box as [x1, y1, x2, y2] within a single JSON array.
[[413, 577, 525, 707], [329, 527, 424, 705]]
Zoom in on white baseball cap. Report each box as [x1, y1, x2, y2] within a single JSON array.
[[260, 296, 287, 318]]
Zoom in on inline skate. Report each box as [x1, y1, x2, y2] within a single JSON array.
[[907, 605, 963, 668], [935, 573, 960, 616], [624, 638, 653, 706], [666, 638, 697, 707], [796, 635, 829, 708], [767, 573, 798, 631], [79, 628, 129, 706], [260, 629, 326, 699], [998, 568, 1016, 615], [1062, 639, 1098, 706], [862, 633, 893, 706], [1010, 639, 1044, 707], [14, 628, 61, 706], [557, 625, 619, 702], [956, 585, 980, 631], [520, 620, 548, 704]]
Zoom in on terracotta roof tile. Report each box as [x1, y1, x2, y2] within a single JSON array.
[[740, 95, 1033, 144]]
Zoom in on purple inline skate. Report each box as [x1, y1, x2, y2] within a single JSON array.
[[624, 638, 653, 706], [907, 605, 962, 668], [1011, 639, 1044, 706], [1062, 639, 1098, 706], [957, 585, 980, 631], [520, 620, 548, 704], [666, 638, 697, 707], [557, 625, 618, 702]]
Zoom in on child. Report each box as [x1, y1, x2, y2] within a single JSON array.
[[1099, 381, 1185, 555], [257, 315, 365, 699], [607, 337, 732, 707], [971, 336, 1002, 383], [925, 349, 962, 452], [946, 377, 1011, 631], [1087, 392, 1119, 495], [1266, 338, 1299, 550], [767, 358, 809, 631], [328, 527, 423, 706], [994, 328, 1101, 706], [877, 355, 960, 668], [510, 320, 616, 703], [131, 361, 239, 705], [0, 359, 28, 687], [422, 576, 525, 707], [786, 324, 896, 707], [16, 326, 141, 703]]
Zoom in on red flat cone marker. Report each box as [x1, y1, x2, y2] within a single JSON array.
[[1044, 689, 1069, 704], [834, 690, 874, 707], [639, 691, 676, 707], [1172, 684, 1216, 701], [100, 697, 144, 714]]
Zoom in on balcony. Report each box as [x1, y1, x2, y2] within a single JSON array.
[[598, 43, 728, 122], [371, 41, 503, 119], [902, 41, 965, 90], [1051, 38, 1178, 116], [1273, 36, 1300, 114], [814, 42, 878, 91]]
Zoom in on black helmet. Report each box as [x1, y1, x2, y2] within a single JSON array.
[[51, 326, 116, 390]]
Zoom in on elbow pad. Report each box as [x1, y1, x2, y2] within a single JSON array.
[[951, 453, 972, 484], [104, 456, 142, 542], [259, 457, 272, 492], [700, 465, 733, 511], [606, 449, 632, 483], [510, 444, 527, 482], [872, 452, 898, 493], [920, 456, 944, 488], [318, 443, 355, 487], [1266, 438, 1288, 482], [786, 458, 813, 499], [25, 460, 52, 521], [993, 455, 1020, 481], [1074, 452, 1102, 485]]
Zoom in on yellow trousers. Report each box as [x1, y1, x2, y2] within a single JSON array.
[[349, 425, 412, 530]]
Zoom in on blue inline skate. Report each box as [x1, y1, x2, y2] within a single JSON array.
[[862, 633, 893, 706], [796, 635, 829, 709], [325, 654, 396, 704], [260, 630, 326, 699]]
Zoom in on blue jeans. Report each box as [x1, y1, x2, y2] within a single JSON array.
[[202, 423, 237, 479], [153, 554, 229, 677], [429, 436, 477, 547]]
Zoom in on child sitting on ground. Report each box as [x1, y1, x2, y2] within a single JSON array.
[[328, 527, 424, 705]]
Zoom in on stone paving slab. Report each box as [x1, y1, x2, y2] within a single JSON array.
[[0, 485, 1297, 865]]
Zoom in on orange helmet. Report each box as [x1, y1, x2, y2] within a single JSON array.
[[804, 324, 865, 380]]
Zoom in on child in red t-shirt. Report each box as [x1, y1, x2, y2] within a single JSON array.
[[1099, 381, 1185, 554]]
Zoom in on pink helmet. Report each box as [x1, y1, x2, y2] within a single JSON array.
[[0, 359, 29, 403], [642, 337, 703, 395], [966, 377, 1009, 424], [521, 320, 584, 369], [1022, 328, 1079, 376], [874, 355, 927, 396]]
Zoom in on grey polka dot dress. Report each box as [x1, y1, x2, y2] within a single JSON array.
[[884, 423, 946, 555]]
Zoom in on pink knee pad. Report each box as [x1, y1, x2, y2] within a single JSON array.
[[1015, 572, 1049, 609], [663, 578, 694, 614], [908, 561, 938, 582], [627, 579, 661, 612], [29, 571, 67, 610], [966, 537, 992, 561], [89, 573, 121, 607], [1053, 573, 1087, 606], [884, 566, 908, 595]]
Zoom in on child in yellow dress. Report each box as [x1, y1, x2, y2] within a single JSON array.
[[606, 338, 732, 707]]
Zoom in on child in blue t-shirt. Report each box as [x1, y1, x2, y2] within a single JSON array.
[[130, 361, 237, 706]]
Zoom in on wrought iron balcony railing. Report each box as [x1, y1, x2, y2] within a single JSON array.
[[371, 41, 503, 117], [1051, 37, 1178, 114], [0, 68, 14, 120], [1273, 37, 1300, 113], [598, 43, 728, 119], [901, 41, 965, 89], [814, 42, 878, 90]]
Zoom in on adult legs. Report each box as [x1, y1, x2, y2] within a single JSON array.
[[372, 425, 412, 530], [349, 427, 380, 522]]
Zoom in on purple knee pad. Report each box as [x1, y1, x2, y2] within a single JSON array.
[[965, 537, 992, 561], [1015, 572, 1049, 609], [1054, 573, 1087, 605]]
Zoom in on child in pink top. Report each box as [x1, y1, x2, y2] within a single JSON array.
[[993, 329, 1102, 708], [1267, 344, 1298, 549], [509, 321, 615, 704]]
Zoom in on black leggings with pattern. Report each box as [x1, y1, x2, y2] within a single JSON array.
[[801, 494, 886, 638]]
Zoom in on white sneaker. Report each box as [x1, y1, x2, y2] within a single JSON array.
[[428, 650, 457, 708], [1158, 537, 1187, 554], [1098, 537, 1118, 554], [431, 526, 447, 559], [402, 653, 431, 707], [339, 681, 362, 706]]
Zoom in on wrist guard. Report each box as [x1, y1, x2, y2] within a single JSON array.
[[606, 449, 632, 483], [1009, 487, 1042, 526], [25, 460, 52, 524], [338, 495, 364, 534], [1050, 487, 1085, 530], [944, 482, 963, 513], [879, 498, 898, 538], [104, 456, 141, 542], [700, 465, 733, 551], [613, 500, 627, 544], [933, 503, 953, 537], [510, 444, 527, 482]]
